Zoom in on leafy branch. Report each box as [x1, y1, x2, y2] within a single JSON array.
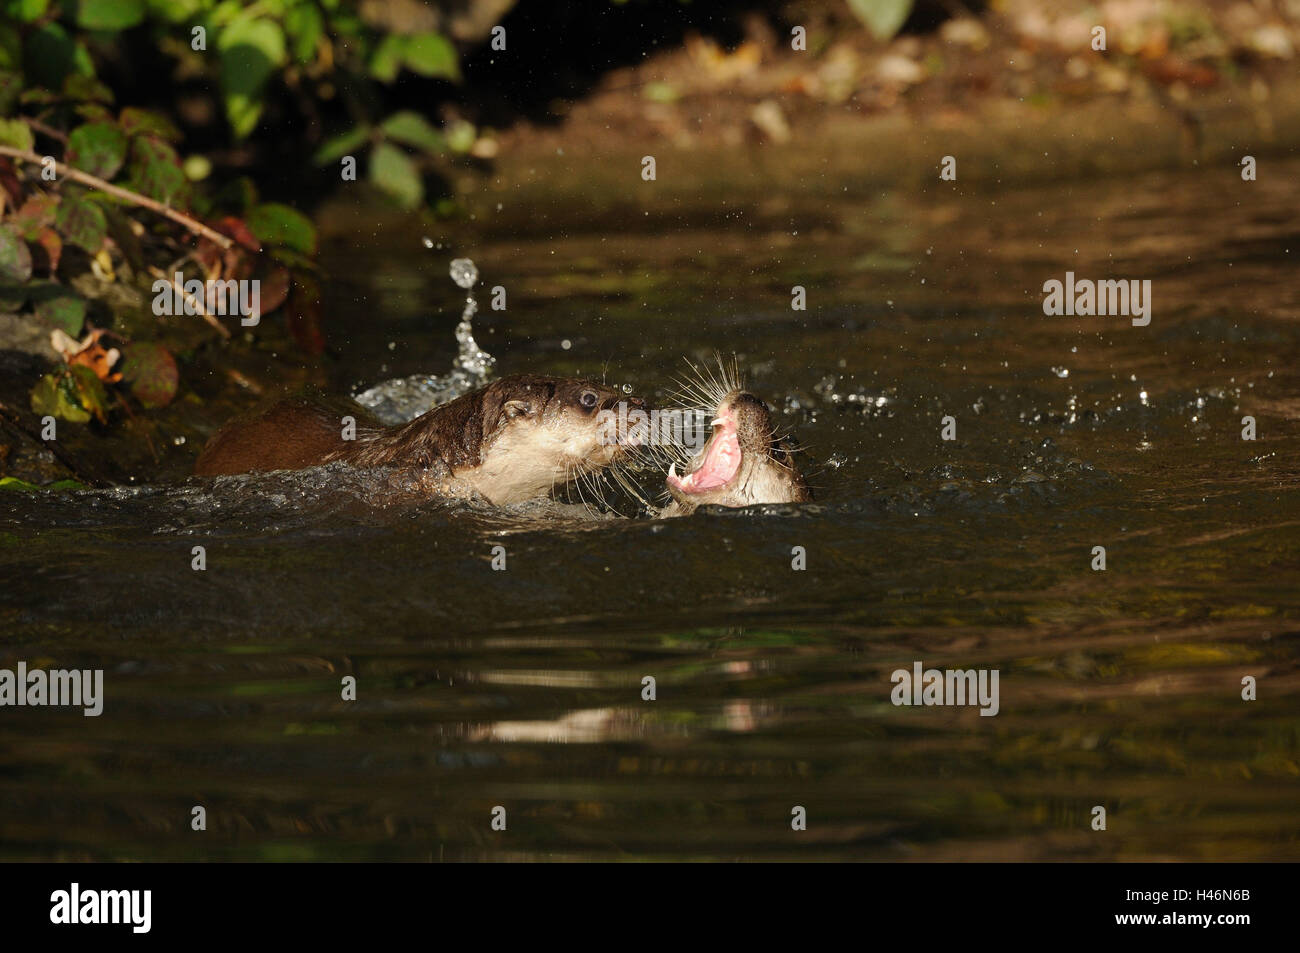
[[0, 144, 234, 250]]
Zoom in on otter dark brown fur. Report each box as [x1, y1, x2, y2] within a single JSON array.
[[194, 375, 644, 505]]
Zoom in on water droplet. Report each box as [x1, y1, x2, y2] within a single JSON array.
[[421, 236, 434, 249], [561, 339, 572, 350], [449, 258, 478, 289], [352, 258, 496, 422]]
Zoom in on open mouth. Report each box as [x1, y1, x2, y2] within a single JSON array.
[[666, 408, 741, 495]]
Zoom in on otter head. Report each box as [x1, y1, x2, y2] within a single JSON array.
[[665, 389, 811, 513], [474, 376, 646, 503]]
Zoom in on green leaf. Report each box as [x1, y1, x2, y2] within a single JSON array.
[[218, 17, 286, 139], [0, 476, 86, 492], [0, 224, 32, 282], [121, 341, 179, 408], [63, 73, 114, 103], [76, 0, 145, 29], [0, 27, 18, 73], [368, 34, 405, 83], [403, 33, 459, 80], [369, 142, 423, 209], [72, 40, 95, 77], [3, 0, 49, 24], [127, 136, 185, 203], [33, 287, 86, 335], [67, 363, 109, 422], [66, 122, 127, 179], [379, 111, 444, 153], [0, 115, 32, 150], [74, 102, 114, 123], [30, 369, 89, 423], [312, 125, 370, 165], [266, 246, 317, 271], [284, 3, 324, 65], [144, 0, 201, 24], [54, 196, 108, 253], [119, 106, 181, 141], [846, 0, 914, 41], [246, 202, 317, 255], [445, 119, 476, 154], [0, 26, 19, 73], [19, 88, 58, 106], [24, 24, 91, 89], [0, 70, 21, 114]]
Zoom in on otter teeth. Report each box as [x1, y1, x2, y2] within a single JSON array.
[[667, 461, 692, 492]]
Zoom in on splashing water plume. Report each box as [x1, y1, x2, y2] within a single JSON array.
[[354, 249, 497, 424]]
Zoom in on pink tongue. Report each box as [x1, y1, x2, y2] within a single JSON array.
[[684, 429, 740, 490]]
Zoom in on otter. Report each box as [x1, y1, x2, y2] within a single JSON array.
[[194, 375, 645, 505], [659, 387, 811, 516]]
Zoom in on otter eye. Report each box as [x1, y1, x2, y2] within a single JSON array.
[[579, 390, 599, 410]]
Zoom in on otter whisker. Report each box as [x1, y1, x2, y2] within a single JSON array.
[[609, 459, 655, 512], [693, 361, 722, 407], [668, 373, 716, 412], [567, 460, 589, 509], [680, 357, 724, 408], [585, 466, 610, 512], [712, 350, 742, 398], [695, 354, 726, 405]]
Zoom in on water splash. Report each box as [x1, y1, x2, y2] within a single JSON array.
[[449, 258, 495, 379], [449, 257, 478, 290], [354, 252, 497, 424]]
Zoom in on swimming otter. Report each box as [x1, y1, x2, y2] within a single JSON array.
[[659, 387, 811, 516], [194, 375, 645, 505]]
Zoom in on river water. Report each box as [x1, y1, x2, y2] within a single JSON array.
[[2, 159, 1297, 860]]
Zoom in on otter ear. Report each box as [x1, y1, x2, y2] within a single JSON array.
[[501, 399, 536, 421]]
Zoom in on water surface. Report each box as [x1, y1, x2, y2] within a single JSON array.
[[2, 160, 1298, 860]]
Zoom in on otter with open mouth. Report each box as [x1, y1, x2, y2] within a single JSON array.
[[658, 382, 812, 517], [194, 374, 645, 505]]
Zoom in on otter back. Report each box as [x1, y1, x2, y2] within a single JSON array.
[[194, 396, 377, 476]]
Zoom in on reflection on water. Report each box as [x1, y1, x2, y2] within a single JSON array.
[[1, 161, 1298, 861]]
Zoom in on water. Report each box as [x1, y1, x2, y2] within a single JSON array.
[[352, 255, 497, 424], [2, 160, 1298, 861]]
